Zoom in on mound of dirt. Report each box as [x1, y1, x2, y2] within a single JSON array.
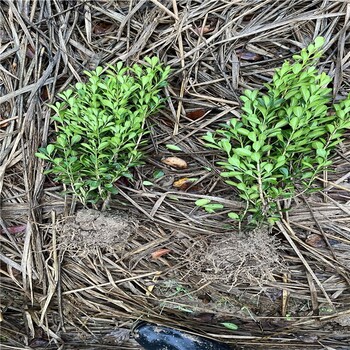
[[190, 228, 284, 287], [59, 209, 138, 252]]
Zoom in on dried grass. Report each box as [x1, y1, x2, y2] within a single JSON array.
[[188, 228, 284, 288], [1, 0, 350, 349]]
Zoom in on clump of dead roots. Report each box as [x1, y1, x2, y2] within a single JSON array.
[[189, 228, 284, 288], [59, 209, 138, 253]]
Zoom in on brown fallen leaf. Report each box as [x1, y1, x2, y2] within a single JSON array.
[[151, 248, 171, 259], [193, 25, 213, 35], [186, 108, 207, 120], [305, 234, 326, 248], [193, 313, 215, 323], [173, 177, 189, 188], [198, 293, 212, 304], [0, 225, 27, 234], [162, 157, 188, 169], [41, 86, 49, 101], [93, 21, 113, 35], [173, 177, 197, 190], [236, 48, 263, 61], [26, 45, 35, 59]]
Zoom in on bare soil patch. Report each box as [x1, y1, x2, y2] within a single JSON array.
[[60, 209, 138, 252], [191, 228, 283, 287]]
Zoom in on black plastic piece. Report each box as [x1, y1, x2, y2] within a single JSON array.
[[133, 322, 233, 350]]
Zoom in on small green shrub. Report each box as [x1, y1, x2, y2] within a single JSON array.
[[36, 57, 170, 204], [203, 37, 350, 224]]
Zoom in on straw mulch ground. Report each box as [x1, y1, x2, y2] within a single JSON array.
[[1, 1, 350, 349]]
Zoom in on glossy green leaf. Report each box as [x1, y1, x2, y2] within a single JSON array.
[[195, 198, 211, 207], [221, 322, 239, 331], [235, 148, 252, 157], [204, 203, 224, 212], [143, 181, 153, 186], [219, 139, 232, 154], [35, 152, 49, 160], [46, 144, 55, 155], [153, 170, 165, 179], [228, 212, 239, 220], [314, 36, 325, 49], [251, 152, 261, 162], [165, 144, 182, 151]]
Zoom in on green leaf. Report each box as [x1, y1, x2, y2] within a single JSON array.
[[292, 63, 302, 74], [203, 132, 216, 144], [236, 182, 247, 191], [221, 322, 239, 331], [153, 170, 165, 179], [314, 36, 325, 49], [95, 66, 103, 75], [46, 144, 55, 155], [221, 171, 243, 178], [71, 135, 82, 145], [219, 139, 232, 154], [101, 99, 114, 109], [293, 106, 304, 118], [235, 148, 252, 157], [151, 56, 159, 66], [326, 124, 335, 133], [307, 43, 315, 53], [204, 203, 224, 212], [279, 167, 289, 177], [275, 119, 288, 128], [195, 198, 211, 207], [312, 141, 324, 149], [143, 181, 153, 186], [228, 212, 239, 220], [251, 152, 261, 162], [308, 129, 327, 139], [289, 117, 299, 130], [35, 152, 49, 160], [252, 141, 262, 152], [248, 131, 257, 142], [75, 82, 84, 90], [301, 171, 314, 179], [236, 128, 250, 136], [267, 216, 280, 225], [264, 163, 273, 173], [165, 144, 182, 151], [228, 156, 241, 167], [316, 148, 327, 158], [301, 86, 310, 102], [247, 114, 261, 125]]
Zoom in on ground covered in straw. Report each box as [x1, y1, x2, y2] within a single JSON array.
[[1, 1, 350, 349]]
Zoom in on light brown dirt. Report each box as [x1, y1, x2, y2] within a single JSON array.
[[60, 209, 138, 252]]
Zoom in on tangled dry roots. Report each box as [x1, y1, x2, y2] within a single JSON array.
[[190, 229, 284, 288], [59, 209, 138, 252]]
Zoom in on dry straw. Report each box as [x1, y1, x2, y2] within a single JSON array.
[[1, 0, 350, 349]]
